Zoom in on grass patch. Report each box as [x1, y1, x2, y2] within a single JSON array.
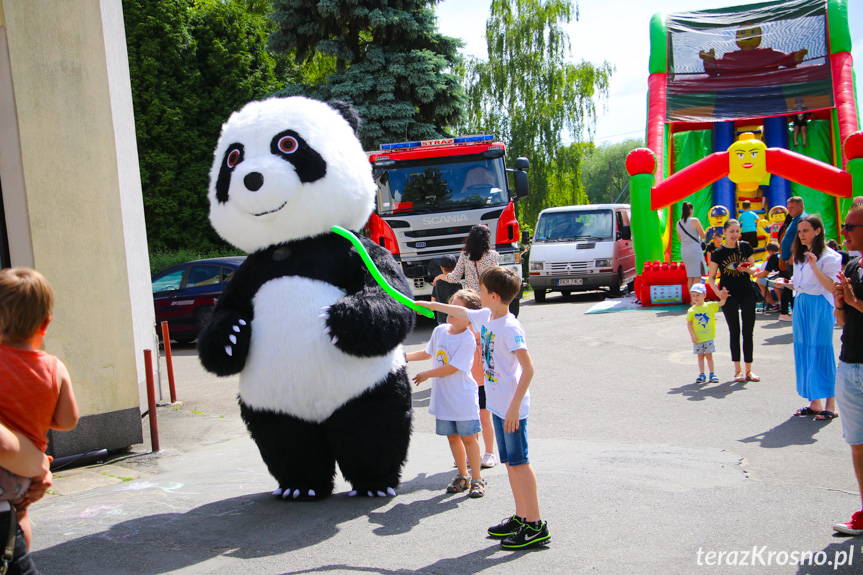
[[100, 473, 134, 482]]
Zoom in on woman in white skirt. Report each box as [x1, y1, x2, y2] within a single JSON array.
[[791, 215, 842, 420], [677, 202, 707, 290]]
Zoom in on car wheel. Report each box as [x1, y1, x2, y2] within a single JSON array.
[[561, 290, 573, 300], [172, 336, 195, 345], [534, 289, 546, 303], [609, 267, 624, 296]]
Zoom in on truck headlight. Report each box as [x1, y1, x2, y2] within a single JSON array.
[[594, 259, 611, 268], [500, 252, 518, 264], [529, 261, 544, 272]]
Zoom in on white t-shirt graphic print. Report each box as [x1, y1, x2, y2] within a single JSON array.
[[424, 324, 480, 421], [466, 308, 529, 419]]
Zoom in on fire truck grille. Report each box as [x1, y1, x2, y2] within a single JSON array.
[[413, 278, 425, 290], [404, 225, 473, 238]]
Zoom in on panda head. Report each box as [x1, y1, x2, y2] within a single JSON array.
[[208, 96, 374, 253]]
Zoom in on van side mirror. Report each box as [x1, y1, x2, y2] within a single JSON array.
[[620, 226, 632, 241], [515, 157, 529, 170], [522, 230, 531, 244]]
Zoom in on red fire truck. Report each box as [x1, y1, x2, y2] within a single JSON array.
[[365, 135, 530, 314]]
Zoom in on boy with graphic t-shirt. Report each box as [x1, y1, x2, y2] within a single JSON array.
[[418, 266, 549, 550], [687, 283, 728, 383], [407, 290, 486, 498]]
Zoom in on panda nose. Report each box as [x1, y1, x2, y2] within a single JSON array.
[[244, 172, 264, 192]]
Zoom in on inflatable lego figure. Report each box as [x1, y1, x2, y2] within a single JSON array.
[[198, 96, 416, 501], [706, 205, 730, 244], [767, 205, 789, 241], [727, 135, 768, 193], [699, 24, 808, 77]]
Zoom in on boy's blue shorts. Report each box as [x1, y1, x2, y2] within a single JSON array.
[[492, 414, 529, 466]]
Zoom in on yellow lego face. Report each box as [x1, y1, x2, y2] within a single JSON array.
[[735, 26, 762, 51], [727, 138, 768, 185], [708, 205, 730, 228], [768, 206, 788, 224]]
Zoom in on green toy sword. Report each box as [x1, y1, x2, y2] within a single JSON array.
[[331, 226, 435, 318]]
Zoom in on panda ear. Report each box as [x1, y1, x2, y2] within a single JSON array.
[[327, 100, 362, 134]]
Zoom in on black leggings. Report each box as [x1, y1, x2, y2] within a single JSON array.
[[721, 295, 756, 364]]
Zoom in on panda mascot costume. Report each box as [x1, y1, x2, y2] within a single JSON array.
[[197, 96, 415, 500]]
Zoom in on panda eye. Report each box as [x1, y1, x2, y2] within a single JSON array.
[[227, 149, 241, 168], [278, 136, 298, 154]]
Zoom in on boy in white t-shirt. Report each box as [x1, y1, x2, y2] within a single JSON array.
[[418, 267, 549, 550], [406, 290, 486, 498]]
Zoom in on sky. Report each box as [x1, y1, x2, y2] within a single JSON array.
[[435, 0, 863, 145]]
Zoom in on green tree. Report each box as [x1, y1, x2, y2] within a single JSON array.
[[268, 0, 466, 150], [124, 0, 283, 251], [581, 137, 643, 205], [459, 0, 612, 228]]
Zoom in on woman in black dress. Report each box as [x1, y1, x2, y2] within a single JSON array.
[[707, 219, 759, 383]]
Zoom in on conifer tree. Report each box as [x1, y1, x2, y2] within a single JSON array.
[[269, 0, 466, 150]]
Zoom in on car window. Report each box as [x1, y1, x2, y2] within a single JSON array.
[[222, 267, 236, 283], [152, 268, 185, 293], [185, 265, 223, 288]]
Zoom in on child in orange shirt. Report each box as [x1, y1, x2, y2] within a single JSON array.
[[0, 268, 79, 554]]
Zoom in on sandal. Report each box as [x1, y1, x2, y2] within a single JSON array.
[[795, 406, 818, 417], [746, 372, 760, 382], [734, 372, 746, 383], [468, 479, 486, 498], [446, 475, 470, 493], [815, 410, 839, 421]]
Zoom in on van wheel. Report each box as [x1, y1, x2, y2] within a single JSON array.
[[609, 268, 624, 296], [561, 290, 573, 300], [534, 289, 546, 303]]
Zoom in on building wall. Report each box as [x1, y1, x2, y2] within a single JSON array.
[[0, 0, 151, 455]]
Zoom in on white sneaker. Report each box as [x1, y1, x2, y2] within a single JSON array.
[[481, 452, 496, 468]]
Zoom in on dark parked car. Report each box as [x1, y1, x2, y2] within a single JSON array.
[[152, 256, 245, 343]]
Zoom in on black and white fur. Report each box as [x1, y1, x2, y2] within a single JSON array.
[[198, 96, 415, 500]]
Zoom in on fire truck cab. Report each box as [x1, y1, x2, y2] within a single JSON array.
[[366, 135, 529, 313]]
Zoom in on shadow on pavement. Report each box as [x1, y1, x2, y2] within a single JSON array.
[[31, 470, 460, 575], [279, 543, 531, 575], [667, 379, 750, 401], [738, 416, 833, 448]]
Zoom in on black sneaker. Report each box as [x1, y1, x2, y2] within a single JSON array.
[[488, 515, 524, 538], [501, 521, 550, 549]]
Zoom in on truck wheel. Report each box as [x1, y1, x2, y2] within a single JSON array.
[[534, 289, 546, 303], [609, 268, 624, 296]]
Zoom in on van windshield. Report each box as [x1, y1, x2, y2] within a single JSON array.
[[535, 209, 613, 242]]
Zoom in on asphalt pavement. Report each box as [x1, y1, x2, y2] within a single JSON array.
[[25, 291, 863, 574]]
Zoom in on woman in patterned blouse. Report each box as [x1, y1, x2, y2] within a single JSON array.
[[436, 225, 500, 293]]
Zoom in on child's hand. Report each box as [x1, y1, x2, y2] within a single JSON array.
[[414, 301, 433, 312], [18, 469, 52, 508], [413, 372, 430, 386], [504, 404, 520, 433], [691, 336, 699, 345], [719, 287, 730, 299]]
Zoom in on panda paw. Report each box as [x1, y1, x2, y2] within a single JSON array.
[[198, 312, 252, 375], [224, 318, 248, 357], [273, 487, 322, 501], [347, 487, 397, 497]]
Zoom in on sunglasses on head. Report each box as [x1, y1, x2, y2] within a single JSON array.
[[842, 223, 863, 232]]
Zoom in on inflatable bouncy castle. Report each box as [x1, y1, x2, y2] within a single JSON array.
[[628, 0, 861, 297]]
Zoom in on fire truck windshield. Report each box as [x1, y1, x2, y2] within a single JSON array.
[[374, 158, 508, 216]]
